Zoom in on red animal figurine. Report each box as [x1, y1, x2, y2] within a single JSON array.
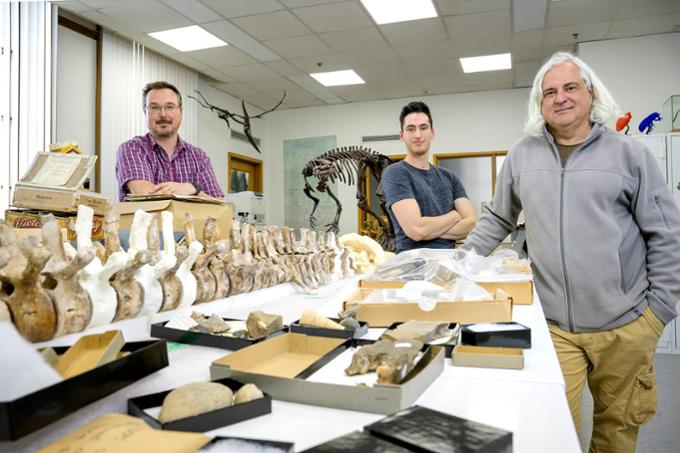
[[616, 112, 632, 134]]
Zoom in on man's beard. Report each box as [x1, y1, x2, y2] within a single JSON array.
[[154, 121, 175, 138]]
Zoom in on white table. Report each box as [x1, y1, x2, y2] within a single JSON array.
[[1, 278, 581, 453]]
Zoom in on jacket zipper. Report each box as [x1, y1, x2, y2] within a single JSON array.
[[559, 167, 574, 331]]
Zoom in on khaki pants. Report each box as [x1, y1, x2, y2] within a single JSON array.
[[549, 307, 665, 453]]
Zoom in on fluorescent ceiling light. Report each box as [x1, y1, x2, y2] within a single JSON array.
[[148, 25, 227, 52], [361, 0, 437, 25], [310, 70, 365, 87], [460, 53, 512, 73]]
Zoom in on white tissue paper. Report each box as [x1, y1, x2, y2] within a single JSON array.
[[0, 321, 62, 401]]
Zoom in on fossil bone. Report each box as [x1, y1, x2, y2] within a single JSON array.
[[0, 237, 55, 342], [77, 205, 128, 328], [345, 339, 422, 385], [41, 214, 95, 337]]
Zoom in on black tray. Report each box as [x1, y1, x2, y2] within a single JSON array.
[[460, 322, 531, 349], [0, 339, 168, 441], [302, 430, 413, 452], [382, 322, 459, 358], [128, 377, 272, 432], [366, 405, 513, 453], [151, 317, 287, 350], [289, 318, 369, 339], [201, 436, 294, 452]]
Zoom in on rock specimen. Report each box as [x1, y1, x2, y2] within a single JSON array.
[[382, 320, 453, 344], [246, 311, 283, 338], [234, 383, 264, 405], [190, 312, 230, 334], [345, 339, 423, 385], [299, 309, 344, 330], [158, 382, 234, 424]]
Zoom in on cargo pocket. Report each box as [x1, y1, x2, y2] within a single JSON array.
[[625, 368, 658, 426]]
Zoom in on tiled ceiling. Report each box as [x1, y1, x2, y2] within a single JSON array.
[[59, 0, 680, 110]]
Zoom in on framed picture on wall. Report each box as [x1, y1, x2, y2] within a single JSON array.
[[228, 152, 262, 193]]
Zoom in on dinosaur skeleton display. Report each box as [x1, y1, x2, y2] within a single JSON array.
[[0, 208, 356, 343], [302, 146, 396, 252], [188, 90, 285, 153]]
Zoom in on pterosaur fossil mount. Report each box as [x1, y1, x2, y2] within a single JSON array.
[[188, 90, 286, 153], [302, 146, 396, 252]]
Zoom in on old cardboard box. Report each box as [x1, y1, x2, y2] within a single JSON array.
[[210, 333, 444, 415], [452, 344, 524, 370], [116, 198, 232, 239], [54, 330, 125, 379], [5, 209, 104, 241], [344, 288, 513, 327], [0, 340, 168, 441], [359, 279, 533, 305], [12, 152, 108, 215], [11, 227, 67, 242]]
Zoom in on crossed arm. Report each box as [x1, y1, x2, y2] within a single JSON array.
[[391, 197, 477, 242]]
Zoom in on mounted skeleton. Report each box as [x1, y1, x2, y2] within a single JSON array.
[[302, 146, 396, 252], [188, 90, 285, 153]]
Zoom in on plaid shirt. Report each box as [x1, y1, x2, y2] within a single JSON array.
[[115, 133, 224, 201]]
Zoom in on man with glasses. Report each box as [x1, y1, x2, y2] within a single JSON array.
[[463, 52, 680, 452], [115, 81, 224, 201]]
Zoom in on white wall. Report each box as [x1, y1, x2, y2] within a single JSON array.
[[579, 33, 680, 133], [195, 77, 265, 194], [55, 25, 96, 161], [263, 88, 529, 233]]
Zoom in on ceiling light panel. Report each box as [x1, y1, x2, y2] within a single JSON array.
[[460, 53, 512, 73], [361, 0, 437, 25], [149, 25, 227, 52], [310, 69, 365, 86]]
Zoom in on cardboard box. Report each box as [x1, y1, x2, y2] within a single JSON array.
[[128, 377, 272, 433], [150, 318, 287, 351], [5, 209, 104, 241], [12, 227, 67, 242], [460, 322, 532, 349], [210, 333, 445, 415], [12, 152, 108, 215], [54, 330, 125, 379], [0, 339, 168, 441], [360, 279, 533, 305], [452, 344, 524, 370], [344, 288, 513, 327], [116, 198, 232, 240], [365, 405, 513, 453], [289, 318, 369, 339]]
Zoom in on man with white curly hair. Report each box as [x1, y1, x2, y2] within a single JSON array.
[[463, 52, 680, 452]]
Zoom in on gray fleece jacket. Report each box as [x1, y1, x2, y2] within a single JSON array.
[[463, 123, 680, 332]]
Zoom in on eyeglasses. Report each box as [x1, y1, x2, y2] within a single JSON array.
[[145, 103, 180, 114]]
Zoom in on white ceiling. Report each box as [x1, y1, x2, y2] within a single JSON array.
[[59, 0, 680, 111]]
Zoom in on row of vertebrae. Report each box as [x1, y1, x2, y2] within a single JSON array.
[[0, 205, 356, 343]]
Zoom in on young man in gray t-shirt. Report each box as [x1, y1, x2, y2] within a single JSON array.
[[382, 101, 476, 253]]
